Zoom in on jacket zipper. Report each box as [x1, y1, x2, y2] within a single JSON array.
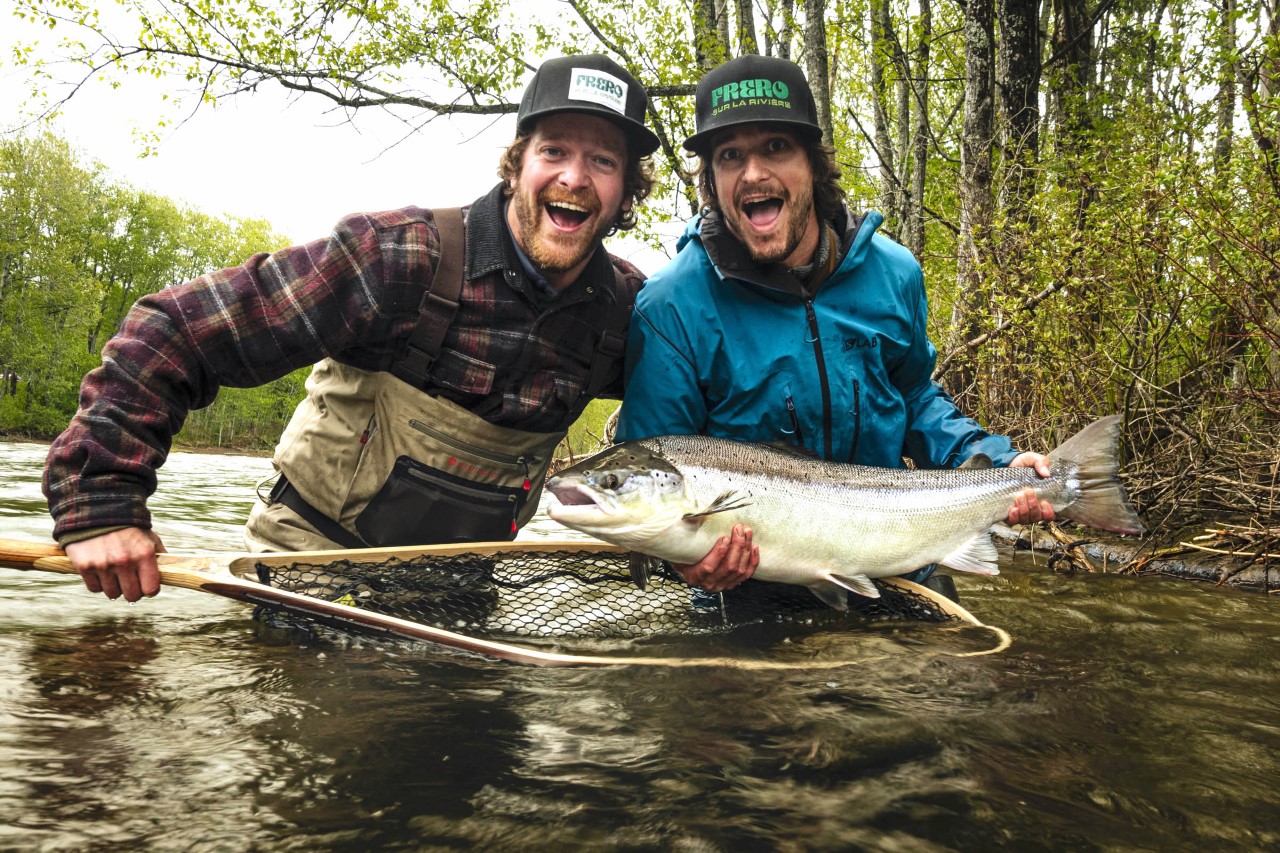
[[785, 395, 805, 447], [805, 301, 834, 460], [849, 379, 862, 462]]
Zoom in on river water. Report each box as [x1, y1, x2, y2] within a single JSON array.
[[0, 439, 1276, 851]]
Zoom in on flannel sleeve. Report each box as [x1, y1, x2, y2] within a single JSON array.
[[43, 209, 437, 542]]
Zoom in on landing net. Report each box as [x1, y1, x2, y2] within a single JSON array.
[[253, 546, 966, 641]]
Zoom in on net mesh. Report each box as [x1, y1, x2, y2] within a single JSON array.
[[252, 547, 962, 641]]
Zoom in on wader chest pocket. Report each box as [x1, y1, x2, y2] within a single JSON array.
[[355, 456, 525, 546]]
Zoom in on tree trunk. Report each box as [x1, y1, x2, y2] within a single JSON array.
[[1048, 0, 1094, 154], [1047, 0, 1099, 356], [905, 0, 931, 258], [736, 0, 758, 54], [768, 0, 788, 58], [803, 0, 834, 145], [996, 0, 1041, 218], [1243, 0, 1280, 387], [694, 0, 730, 71], [948, 0, 996, 410], [1204, 0, 1251, 388], [869, 0, 897, 221], [894, 41, 911, 238], [993, 0, 1042, 415]]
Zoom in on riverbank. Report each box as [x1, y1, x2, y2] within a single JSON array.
[[996, 522, 1279, 594], [0, 432, 273, 458]]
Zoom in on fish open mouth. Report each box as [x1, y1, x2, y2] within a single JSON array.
[[545, 481, 614, 523], [546, 481, 599, 507]]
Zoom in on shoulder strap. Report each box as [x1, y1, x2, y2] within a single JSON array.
[[393, 207, 466, 387], [582, 265, 633, 398]]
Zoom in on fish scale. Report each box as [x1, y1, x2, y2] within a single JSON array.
[[547, 416, 1144, 609]]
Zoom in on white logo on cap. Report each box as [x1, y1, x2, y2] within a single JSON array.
[[568, 67, 628, 116]]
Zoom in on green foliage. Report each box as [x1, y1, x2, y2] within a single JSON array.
[[181, 368, 310, 451], [0, 132, 293, 446], [560, 398, 620, 460]]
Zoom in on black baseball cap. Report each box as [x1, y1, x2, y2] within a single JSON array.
[[683, 55, 823, 153], [517, 54, 661, 157]]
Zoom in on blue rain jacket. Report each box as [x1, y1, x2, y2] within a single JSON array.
[[617, 206, 1019, 469]]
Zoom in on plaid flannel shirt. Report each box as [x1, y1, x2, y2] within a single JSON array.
[[44, 182, 644, 542]]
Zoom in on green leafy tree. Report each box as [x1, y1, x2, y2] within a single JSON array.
[[0, 132, 298, 444]]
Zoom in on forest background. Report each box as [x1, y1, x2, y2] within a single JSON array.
[[1, 0, 1278, 540]]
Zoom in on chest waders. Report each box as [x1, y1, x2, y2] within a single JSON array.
[[246, 208, 628, 552]]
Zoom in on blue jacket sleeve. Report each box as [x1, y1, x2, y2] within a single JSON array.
[[896, 280, 1019, 468], [616, 298, 708, 442]]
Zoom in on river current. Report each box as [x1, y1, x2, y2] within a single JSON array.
[[0, 439, 1276, 851]]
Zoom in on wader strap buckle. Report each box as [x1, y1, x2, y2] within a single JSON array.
[[395, 207, 467, 387]]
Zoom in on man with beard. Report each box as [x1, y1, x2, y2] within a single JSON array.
[[45, 54, 748, 603], [616, 56, 1053, 599]]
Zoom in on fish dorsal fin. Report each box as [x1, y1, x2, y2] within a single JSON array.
[[681, 490, 751, 522], [761, 441, 821, 459], [958, 453, 995, 470], [822, 571, 881, 600], [938, 532, 1001, 575]]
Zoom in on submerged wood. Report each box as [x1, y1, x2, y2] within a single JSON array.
[[999, 521, 1280, 594]]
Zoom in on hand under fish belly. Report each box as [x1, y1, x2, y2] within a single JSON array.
[[546, 416, 1144, 610]]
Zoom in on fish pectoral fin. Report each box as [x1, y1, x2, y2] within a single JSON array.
[[681, 490, 751, 522], [824, 571, 881, 600], [807, 583, 851, 610], [628, 552, 656, 591], [938, 532, 1001, 575]]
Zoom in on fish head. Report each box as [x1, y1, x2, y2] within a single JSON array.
[[545, 443, 690, 547]]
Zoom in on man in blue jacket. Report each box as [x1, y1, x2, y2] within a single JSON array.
[[617, 55, 1053, 599]]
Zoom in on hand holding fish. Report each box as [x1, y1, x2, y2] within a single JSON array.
[[672, 523, 758, 592], [1006, 452, 1056, 526], [65, 526, 166, 602]]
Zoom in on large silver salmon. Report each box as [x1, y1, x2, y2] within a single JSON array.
[[546, 415, 1144, 609]]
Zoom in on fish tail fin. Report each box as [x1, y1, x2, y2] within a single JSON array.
[[1049, 415, 1145, 535]]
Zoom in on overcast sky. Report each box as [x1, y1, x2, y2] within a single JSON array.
[[0, 16, 672, 270]]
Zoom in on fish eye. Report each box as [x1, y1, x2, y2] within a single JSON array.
[[600, 472, 622, 490]]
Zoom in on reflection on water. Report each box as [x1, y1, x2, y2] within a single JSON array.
[[1, 439, 1278, 851]]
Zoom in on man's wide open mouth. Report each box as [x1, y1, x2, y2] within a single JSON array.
[[742, 196, 783, 228], [546, 200, 592, 229]]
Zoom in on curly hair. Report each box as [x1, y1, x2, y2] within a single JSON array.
[[498, 130, 656, 234], [693, 130, 846, 224]]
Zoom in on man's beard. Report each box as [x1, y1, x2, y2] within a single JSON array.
[[514, 187, 610, 274], [726, 182, 815, 266]]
